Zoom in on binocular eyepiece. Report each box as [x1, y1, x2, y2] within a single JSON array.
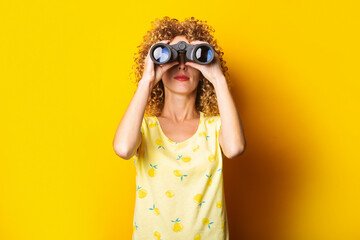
[[150, 41, 215, 65]]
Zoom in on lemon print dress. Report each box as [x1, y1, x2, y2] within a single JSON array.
[[130, 111, 229, 239]]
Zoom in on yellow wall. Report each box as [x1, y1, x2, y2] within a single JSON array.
[[1, 0, 359, 239]]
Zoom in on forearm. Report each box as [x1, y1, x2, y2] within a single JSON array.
[[113, 79, 153, 159], [213, 75, 246, 158]]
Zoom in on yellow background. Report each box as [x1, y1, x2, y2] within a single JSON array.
[[1, 0, 359, 239]]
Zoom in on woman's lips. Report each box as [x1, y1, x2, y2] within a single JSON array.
[[174, 75, 190, 81]]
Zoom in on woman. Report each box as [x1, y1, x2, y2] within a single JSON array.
[[113, 16, 246, 239]]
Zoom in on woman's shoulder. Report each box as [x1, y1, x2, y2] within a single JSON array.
[[201, 113, 221, 132], [202, 112, 220, 123], [141, 115, 157, 128]]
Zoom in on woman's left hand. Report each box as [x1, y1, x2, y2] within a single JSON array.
[[185, 40, 225, 85]]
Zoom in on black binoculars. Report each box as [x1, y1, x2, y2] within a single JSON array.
[[149, 41, 215, 65]]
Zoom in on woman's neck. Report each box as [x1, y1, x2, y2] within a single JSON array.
[[159, 91, 199, 122]]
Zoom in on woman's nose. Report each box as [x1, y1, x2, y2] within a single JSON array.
[[177, 53, 187, 70]]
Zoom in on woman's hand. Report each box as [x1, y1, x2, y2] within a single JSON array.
[[184, 40, 225, 85], [142, 40, 179, 89]]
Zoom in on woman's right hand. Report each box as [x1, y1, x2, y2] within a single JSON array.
[[142, 40, 179, 89]]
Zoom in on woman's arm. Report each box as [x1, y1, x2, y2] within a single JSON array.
[[113, 40, 178, 160], [184, 40, 246, 159], [213, 75, 246, 159], [112, 79, 152, 159]]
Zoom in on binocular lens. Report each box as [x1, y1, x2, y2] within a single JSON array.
[[153, 46, 170, 63], [195, 46, 213, 63]]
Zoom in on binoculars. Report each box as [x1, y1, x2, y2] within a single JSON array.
[[150, 41, 215, 65]]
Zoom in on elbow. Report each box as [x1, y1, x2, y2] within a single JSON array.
[[225, 143, 246, 159], [113, 144, 132, 160]]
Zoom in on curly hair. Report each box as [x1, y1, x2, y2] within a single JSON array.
[[130, 16, 231, 118]]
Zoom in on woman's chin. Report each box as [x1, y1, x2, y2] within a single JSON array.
[[169, 86, 198, 95]]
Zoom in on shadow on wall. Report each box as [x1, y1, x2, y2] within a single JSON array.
[[224, 64, 310, 240]]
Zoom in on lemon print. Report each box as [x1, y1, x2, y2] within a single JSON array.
[[176, 155, 191, 162], [216, 201, 222, 208], [166, 190, 175, 198], [181, 156, 191, 162], [208, 154, 216, 162], [173, 170, 182, 177], [202, 218, 214, 229], [193, 145, 200, 152], [194, 233, 201, 240], [148, 163, 158, 177], [149, 204, 160, 215], [174, 170, 188, 181], [206, 174, 213, 186], [217, 168, 222, 172], [154, 231, 161, 240], [222, 221, 225, 230], [208, 118, 215, 124], [193, 193, 205, 207], [199, 132, 210, 141], [149, 122, 158, 128], [136, 185, 147, 199], [171, 218, 183, 232], [154, 208, 160, 216], [133, 222, 138, 233], [156, 139, 165, 150]]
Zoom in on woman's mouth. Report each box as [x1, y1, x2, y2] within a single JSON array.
[[174, 75, 190, 81]]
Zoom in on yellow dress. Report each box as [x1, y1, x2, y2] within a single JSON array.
[[130, 111, 229, 240]]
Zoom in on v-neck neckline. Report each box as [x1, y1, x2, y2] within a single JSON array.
[[154, 111, 203, 145]]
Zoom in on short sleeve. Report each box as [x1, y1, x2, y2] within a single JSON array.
[[214, 115, 222, 144], [136, 116, 147, 157], [140, 116, 147, 137], [216, 115, 222, 132]]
